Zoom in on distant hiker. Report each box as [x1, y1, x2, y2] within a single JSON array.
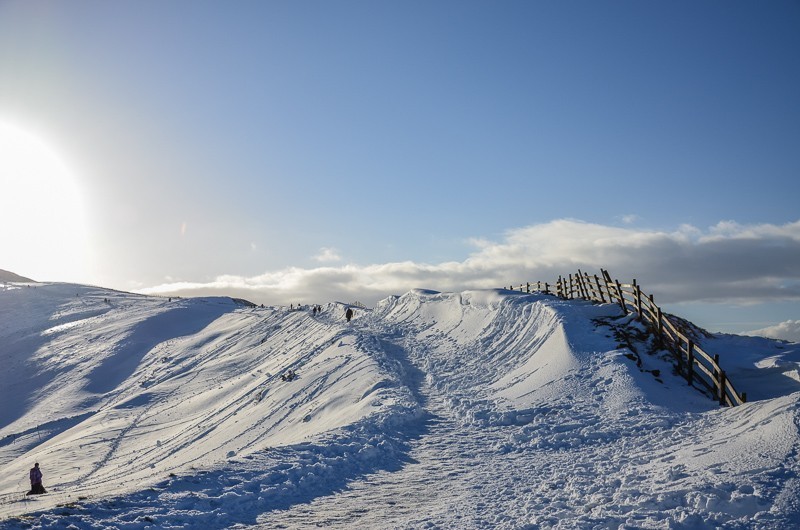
[[27, 463, 46, 495], [345, 308, 353, 322]]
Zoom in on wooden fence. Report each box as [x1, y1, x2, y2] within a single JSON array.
[[507, 269, 746, 407]]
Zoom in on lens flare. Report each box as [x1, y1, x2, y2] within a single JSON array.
[[0, 121, 90, 282]]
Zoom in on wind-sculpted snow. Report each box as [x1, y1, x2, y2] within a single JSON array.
[[1, 284, 799, 528]]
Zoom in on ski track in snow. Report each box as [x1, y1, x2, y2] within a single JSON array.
[[252, 298, 800, 529], [1, 285, 799, 529]]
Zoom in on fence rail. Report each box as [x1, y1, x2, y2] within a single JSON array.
[[507, 269, 745, 407]]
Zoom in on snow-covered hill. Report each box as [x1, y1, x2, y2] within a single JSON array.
[[1, 283, 799, 529], [0, 270, 34, 283]]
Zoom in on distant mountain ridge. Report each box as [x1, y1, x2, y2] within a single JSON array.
[[0, 269, 34, 282]]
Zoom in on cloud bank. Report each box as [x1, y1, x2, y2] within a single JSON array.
[[141, 219, 800, 310], [747, 320, 800, 343]]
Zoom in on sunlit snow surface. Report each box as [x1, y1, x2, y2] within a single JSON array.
[[1, 283, 799, 529]]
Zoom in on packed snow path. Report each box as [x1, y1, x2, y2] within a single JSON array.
[[254, 296, 800, 529], [257, 312, 549, 529], [259, 389, 492, 528], [1, 285, 799, 528]]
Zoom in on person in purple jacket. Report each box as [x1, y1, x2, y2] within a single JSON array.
[[27, 462, 46, 495]]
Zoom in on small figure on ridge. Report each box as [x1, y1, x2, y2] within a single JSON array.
[[27, 462, 46, 495]]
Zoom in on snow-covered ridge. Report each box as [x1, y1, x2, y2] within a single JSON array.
[[512, 269, 752, 406], [1, 283, 799, 528]]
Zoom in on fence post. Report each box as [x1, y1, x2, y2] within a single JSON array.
[[585, 273, 591, 299], [655, 302, 664, 347], [544, 282, 550, 295], [582, 271, 591, 300], [594, 275, 605, 303], [601, 269, 613, 304], [650, 294, 661, 331], [687, 340, 694, 385], [602, 269, 624, 311], [712, 354, 722, 403], [633, 279, 642, 317], [719, 370, 727, 406], [526, 282, 530, 294], [614, 279, 626, 313], [576, 269, 586, 300]]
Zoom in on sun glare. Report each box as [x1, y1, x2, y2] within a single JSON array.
[[0, 121, 90, 282]]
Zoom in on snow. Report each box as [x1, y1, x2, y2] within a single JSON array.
[[1, 283, 799, 529]]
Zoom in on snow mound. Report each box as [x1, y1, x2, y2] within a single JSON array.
[[1, 285, 798, 528], [0, 285, 420, 520]]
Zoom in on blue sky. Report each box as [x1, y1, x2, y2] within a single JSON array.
[[1, 1, 799, 336]]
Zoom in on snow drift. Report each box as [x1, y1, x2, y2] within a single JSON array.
[[1, 282, 799, 529]]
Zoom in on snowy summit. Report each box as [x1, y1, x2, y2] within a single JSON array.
[[1, 282, 799, 529]]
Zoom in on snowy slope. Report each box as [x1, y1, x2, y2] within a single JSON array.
[[1, 284, 799, 529]]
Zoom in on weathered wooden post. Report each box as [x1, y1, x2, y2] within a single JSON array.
[[633, 279, 642, 317], [614, 279, 626, 313], [651, 294, 662, 332], [576, 269, 586, 300], [687, 340, 695, 385], [654, 300, 664, 348], [719, 370, 727, 406], [594, 274, 605, 303], [601, 269, 612, 303], [582, 271, 590, 300]]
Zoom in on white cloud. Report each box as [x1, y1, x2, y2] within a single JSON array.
[[619, 214, 640, 224], [746, 320, 800, 342], [140, 219, 800, 311], [313, 247, 342, 263]]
